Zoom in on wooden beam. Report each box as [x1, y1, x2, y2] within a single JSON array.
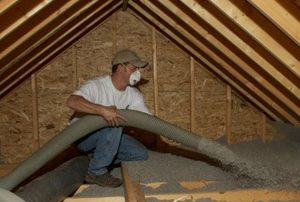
[[0, 0, 64, 60], [0, 0, 45, 33], [261, 113, 266, 143], [180, 0, 300, 102], [152, 27, 158, 116], [72, 45, 78, 90], [122, 0, 129, 11], [226, 85, 232, 145], [0, 0, 83, 71], [0, 0, 18, 14], [145, 189, 300, 201], [31, 73, 39, 144], [139, 0, 298, 124], [208, 0, 300, 78], [64, 197, 125, 202], [158, 0, 299, 122], [121, 163, 146, 202], [0, 0, 116, 92], [0, 1, 121, 99], [248, 0, 300, 46], [190, 57, 195, 133], [130, 1, 279, 122]]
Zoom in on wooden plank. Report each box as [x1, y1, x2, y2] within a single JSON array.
[[0, 0, 18, 14], [63, 197, 125, 202], [248, 0, 300, 46], [190, 57, 195, 133], [226, 85, 232, 145], [122, 163, 146, 202], [0, 0, 118, 95], [158, 0, 300, 120], [145, 189, 300, 201], [261, 113, 266, 143], [208, 0, 300, 78], [0, 0, 80, 68], [0, 0, 44, 33], [152, 27, 158, 116], [138, 0, 298, 125], [180, 0, 300, 101], [72, 45, 78, 90], [122, 0, 129, 11], [0, 0, 57, 44], [31, 73, 39, 143], [130, 1, 279, 122]]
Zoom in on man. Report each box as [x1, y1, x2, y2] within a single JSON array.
[[67, 49, 150, 187]]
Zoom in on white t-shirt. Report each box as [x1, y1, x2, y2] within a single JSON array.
[[72, 75, 150, 121]]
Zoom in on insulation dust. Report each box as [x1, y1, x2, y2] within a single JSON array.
[[76, 124, 300, 201]]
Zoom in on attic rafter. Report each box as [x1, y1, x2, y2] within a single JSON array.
[[140, 0, 298, 125], [0, 0, 82, 72], [0, 0, 55, 39], [208, 0, 300, 79], [122, 0, 129, 11], [0, 0, 101, 82], [0, 0, 61, 61], [0, 0, 121, 99], [130, 1, 279, 122], [180, 0, 300, 101], [248, 0, 300, 46], [158, 0, 299, 117], [0, 0, 18, 14]]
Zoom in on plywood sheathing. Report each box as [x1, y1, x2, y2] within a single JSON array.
[[0, 11, 281, 164], [0, 80, 38, 163], [37, 48, 74, 146]]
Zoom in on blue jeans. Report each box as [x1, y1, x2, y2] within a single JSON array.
[[77, 127, 148, 175]]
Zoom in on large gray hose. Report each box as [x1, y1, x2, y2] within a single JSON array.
[[15, 156, 88, 202], [0, 110, 274, 191]]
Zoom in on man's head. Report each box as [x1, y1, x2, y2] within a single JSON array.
[[112, 49, 148, 73]]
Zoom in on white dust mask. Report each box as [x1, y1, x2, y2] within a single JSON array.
[[129, 70, 141, 86]]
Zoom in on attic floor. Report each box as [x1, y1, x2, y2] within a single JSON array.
[[69, 134, 300, 201]]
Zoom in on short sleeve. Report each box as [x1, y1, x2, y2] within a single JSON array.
[[72, 80, 97, 103], [129, 90, 152, 115]]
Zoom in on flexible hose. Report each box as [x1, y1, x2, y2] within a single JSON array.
[[15, 156, 88, 202], [0, 110, 273, 191]]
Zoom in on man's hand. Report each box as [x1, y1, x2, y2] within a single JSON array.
[[100, 106, 127, 127]]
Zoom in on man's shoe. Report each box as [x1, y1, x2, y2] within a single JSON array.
[[85, 172, 122, 187]]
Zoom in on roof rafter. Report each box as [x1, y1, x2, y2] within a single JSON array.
[[0, 0, 121, 99], [208, 0, 300, 79], [130, 0, 280, 122], [158, 0, 299, 119], [248, 0, 300, 46], [180, 0, 300, 101], [142, 0, 298, 124]]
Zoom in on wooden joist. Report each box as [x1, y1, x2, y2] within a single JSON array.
[[130, 0, 279, 122], [64, 160, 300, 202]]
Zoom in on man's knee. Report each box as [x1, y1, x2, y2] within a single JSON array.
[[137, 149, 148, 161]]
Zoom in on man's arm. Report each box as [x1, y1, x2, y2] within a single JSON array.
[[66, 95, 126, 127]]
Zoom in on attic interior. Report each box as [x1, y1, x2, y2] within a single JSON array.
[[0, 0, 299, 201]]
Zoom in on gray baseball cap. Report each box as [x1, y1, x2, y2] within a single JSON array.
[[112, 49, 148, 68]]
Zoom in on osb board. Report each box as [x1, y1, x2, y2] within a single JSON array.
[[76, 14, 114, 85], [37, 48, 74, 146], [231, 94, 261, 144], [158, 91, 191, 131], [194, 62, 226, 140], [116, 10, 154, 113], [0, 80, 38, 163], [194, 91, 226, 140], [156, 32, 191, 131]]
